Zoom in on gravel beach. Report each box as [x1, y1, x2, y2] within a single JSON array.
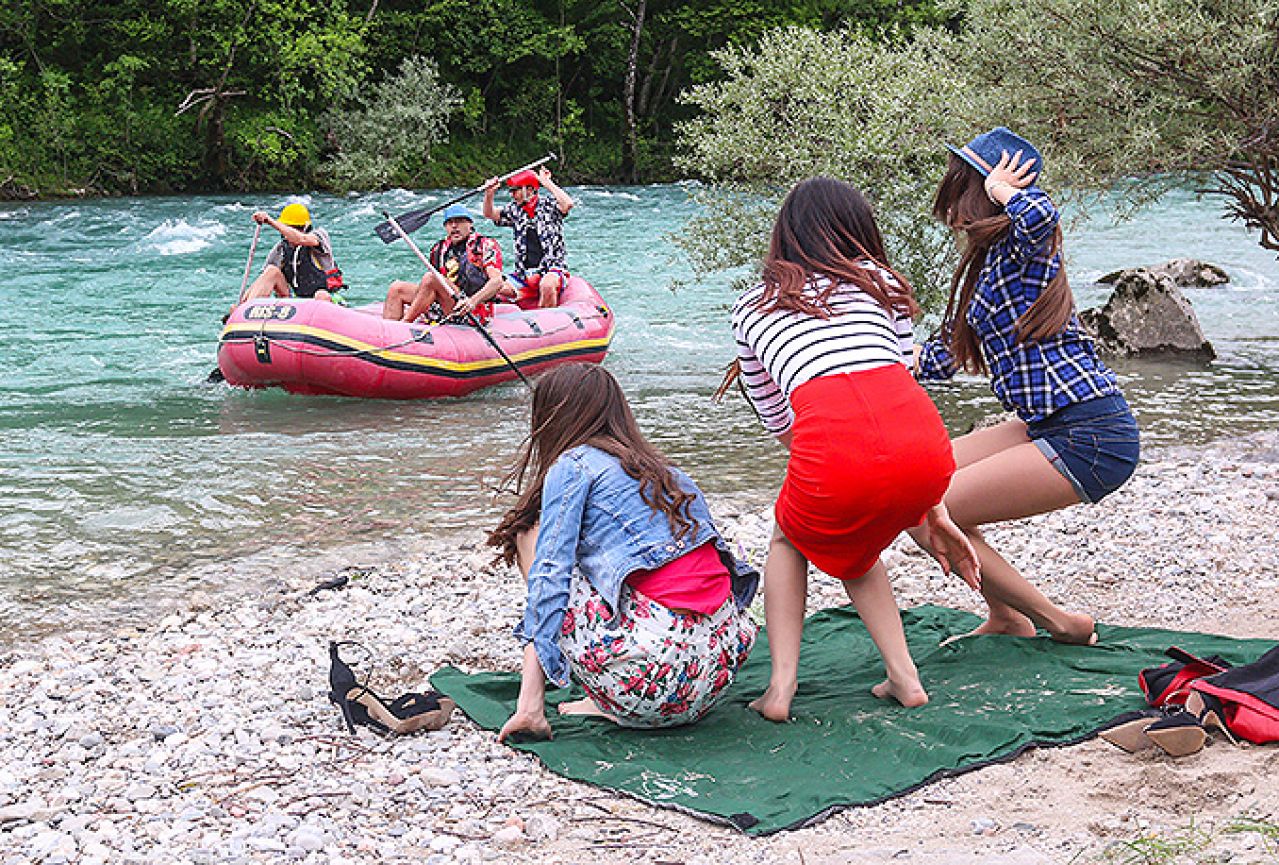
[[2, 432, 1278, 865]]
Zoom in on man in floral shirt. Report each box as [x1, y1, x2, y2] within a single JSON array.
[[483, 167, 575, 308]]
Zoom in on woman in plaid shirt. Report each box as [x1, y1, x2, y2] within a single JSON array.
[[916, 127, 1140, 645]]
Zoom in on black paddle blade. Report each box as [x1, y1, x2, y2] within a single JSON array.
[[374, 209, 431, 243], [206, 366, 225, 384]]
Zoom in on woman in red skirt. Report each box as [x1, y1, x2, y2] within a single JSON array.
[[730, 177, 980, 721]]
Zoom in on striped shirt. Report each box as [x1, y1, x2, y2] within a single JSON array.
[[916, 187, 1119, 423], [731, 267, 914, 435]]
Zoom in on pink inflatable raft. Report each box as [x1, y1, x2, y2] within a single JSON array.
[[217, 276, 614, 398]]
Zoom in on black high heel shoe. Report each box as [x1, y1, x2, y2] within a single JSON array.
[[327, 641, 456, 735], [1143, 710, 1207, 757]]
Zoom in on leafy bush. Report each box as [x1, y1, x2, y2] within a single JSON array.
[[675, 26, 974, 312], [323, 56, 462, 191]]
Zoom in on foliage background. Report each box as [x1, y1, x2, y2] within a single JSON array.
[[0, 0, 945, 196]]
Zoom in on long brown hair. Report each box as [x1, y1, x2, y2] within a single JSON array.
[[716, 177, 918, 399], [932, 153, 1075, 374], [487, 363, 695, 564], [758, 176, 918, 318]]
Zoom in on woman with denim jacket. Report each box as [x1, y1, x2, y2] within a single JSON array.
[[914, 127, 1141, 644], [488, 363, 759, 742]]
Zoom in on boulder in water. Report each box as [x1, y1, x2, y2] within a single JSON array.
[[1079, 268, 1215, 360], [1098, 258, 1229, 289]]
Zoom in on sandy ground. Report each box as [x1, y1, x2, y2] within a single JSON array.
[[1, 432, 1277, 864]]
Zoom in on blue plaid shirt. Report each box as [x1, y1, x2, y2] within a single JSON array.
[[917, 187, 1118, 423]]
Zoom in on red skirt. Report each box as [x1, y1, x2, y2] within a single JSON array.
[[775, 364, 955, 580]]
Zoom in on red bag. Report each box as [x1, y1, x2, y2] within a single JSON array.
[[1139, 646, 1231, 708], [1189, 646, 1279, 744]]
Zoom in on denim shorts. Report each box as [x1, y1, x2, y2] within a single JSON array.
[[1027, 394, 1140, 504]]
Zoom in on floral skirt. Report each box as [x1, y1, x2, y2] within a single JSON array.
[[558, 576, 757, 728]]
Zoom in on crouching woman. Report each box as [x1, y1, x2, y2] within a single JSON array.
[[488, 363, 759, 741]]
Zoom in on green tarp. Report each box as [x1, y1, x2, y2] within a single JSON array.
[[432, 604, 1273, 835]]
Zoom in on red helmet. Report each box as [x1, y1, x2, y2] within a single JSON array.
[[506, 170, 540, 189]]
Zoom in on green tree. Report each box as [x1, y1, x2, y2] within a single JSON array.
[[323, 56, 461, 190], [945, 0, 1279, 253], [675, 26, 972, 309], [674, 0, 1279, 311]]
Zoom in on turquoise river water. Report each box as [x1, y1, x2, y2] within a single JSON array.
[[1, 185, 1277, 639]]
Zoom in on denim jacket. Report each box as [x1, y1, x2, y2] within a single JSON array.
[[514, 444, 760, 687]]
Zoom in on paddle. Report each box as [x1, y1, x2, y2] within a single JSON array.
[[382, 210, 533, 391], [207, 222, 264, 384], [372, 153, 557, 244]]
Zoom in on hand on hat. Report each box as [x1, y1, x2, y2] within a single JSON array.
[[984, 150, 1038, 205]]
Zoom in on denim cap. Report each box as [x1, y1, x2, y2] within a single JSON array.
[[947, 127, 1043, 178], [441, 203, 474, 222]]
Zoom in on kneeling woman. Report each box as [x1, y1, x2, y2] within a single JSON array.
[[489, 364, 759, 741]]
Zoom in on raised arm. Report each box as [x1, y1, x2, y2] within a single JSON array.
[[538, 167, 574, 216], [983, 150, 1057, 263], [482, 177, 502, 224]]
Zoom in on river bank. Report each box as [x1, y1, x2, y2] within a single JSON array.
[[2, 432, 1277, 864]]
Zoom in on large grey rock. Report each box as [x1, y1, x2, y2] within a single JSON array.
[[1099, 258, 1229, 288], [1080, 268, 1215, 359]]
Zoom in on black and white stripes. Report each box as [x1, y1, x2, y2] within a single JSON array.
[[731, 269, 914, 435]]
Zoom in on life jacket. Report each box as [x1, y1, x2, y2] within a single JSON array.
[[280, 239, 343, 298], [430, 234, 492, 297]]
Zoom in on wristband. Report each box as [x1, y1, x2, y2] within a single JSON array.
[[985, 180, 1013, 203]]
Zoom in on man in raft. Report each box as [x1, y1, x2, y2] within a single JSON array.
[[382, 203, 505, 323], [482, 167, 574, 308], [242, 202, 346, 305]]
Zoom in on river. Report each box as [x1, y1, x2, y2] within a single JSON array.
[[1, 184, 1276, 640]]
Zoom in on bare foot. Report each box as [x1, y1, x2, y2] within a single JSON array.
[[558, 697, 614, 719], [939, 615, 1037, 646], [972, 616, 1038, 637], [1049, 612, 1098, 646], [748, 684, 796, 722], [871, 677, 929, 708]]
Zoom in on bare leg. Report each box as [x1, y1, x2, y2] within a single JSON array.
[[404, 273, 457, 322], [557, 697, 616, 720], [241, 265, 290, 304], [748, 526, 808, 722], [841, 560, 928, 707], [383, 280, 417, 319], [539, 273, 562, 308], [943, 425, 1096, 644]]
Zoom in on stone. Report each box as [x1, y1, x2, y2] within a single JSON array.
[[124, 783, 156, 801], [523, 814, 561, 842], [1099, 258, 1229, 289], [419, 767, 461, 787], [0, 801, 42, 823], [970, 816, 998, 835], [491, 825, 525, 848], [429, 835, 461, 854], [148, 724, 181, 741], [287, 828, 327, 851], [1080, 268, 1215, 359]]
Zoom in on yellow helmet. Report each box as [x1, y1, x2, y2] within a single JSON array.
[[278, 203, 311, 227]]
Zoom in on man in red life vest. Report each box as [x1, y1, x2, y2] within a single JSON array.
[[382, 204, 505, 323], [241, 202, 345, 305], [482, 166, 574, 308]]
